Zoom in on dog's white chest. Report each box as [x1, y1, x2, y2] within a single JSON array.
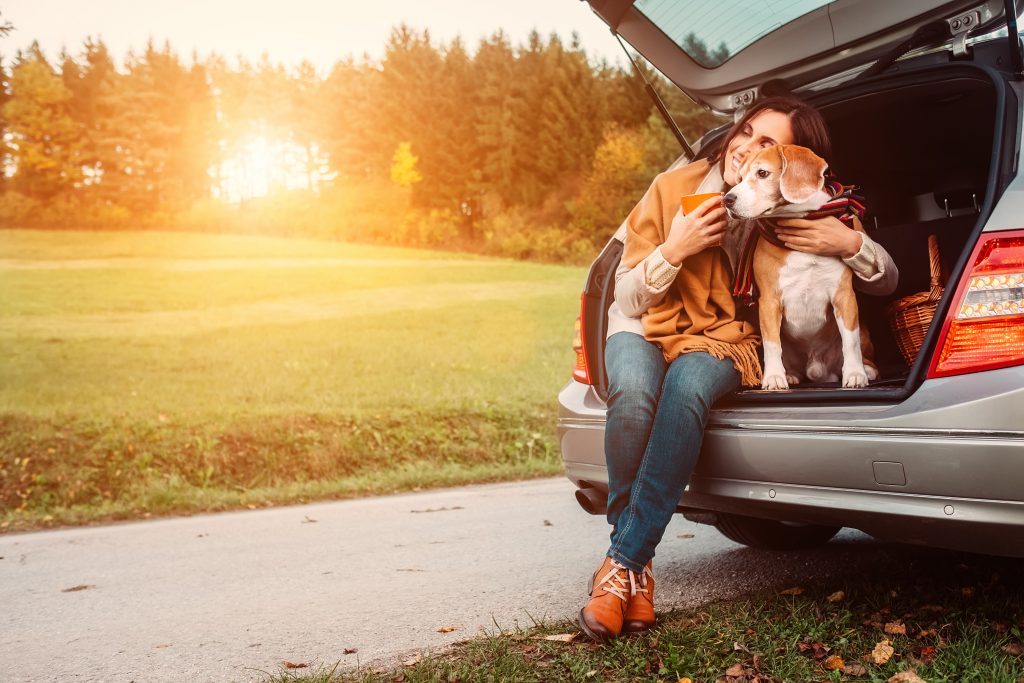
[[778, 252, 845, 337]]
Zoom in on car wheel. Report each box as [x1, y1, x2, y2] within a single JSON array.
[[714, 513, 840, 550]]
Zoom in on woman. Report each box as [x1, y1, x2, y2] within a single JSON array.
[[579, 96, 898, 642]]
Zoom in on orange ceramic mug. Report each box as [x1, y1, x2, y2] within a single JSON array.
[[680, 192, 722, 214]]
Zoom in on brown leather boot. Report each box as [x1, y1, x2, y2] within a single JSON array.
[[622, 561, 655, 635], [578, 556, 631, 642]]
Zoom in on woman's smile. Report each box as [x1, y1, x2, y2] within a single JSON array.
[[722, 109, 796, 186]]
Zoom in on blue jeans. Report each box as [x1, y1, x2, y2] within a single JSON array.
[[603, 332, 740, 573]]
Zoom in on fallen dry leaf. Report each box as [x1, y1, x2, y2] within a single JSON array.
[[282, 661, 308, 669], [797, 640, 829, 660], [916, 627, 938, 640], [1002, 642, 1024, 656], [780, 587, 804, 596], [961, 586, 976, 598], [437, 626, 458, 634], [872, 639, 896, 665], [61, 584, 96, 593], [885, 621, 907, 635], [678, 678, 693, 683], [541, 633, 578, 643], [914, 644, 937, 664], [888, 670, 927, 683], [918, 604, 946, 614], [823, 655, 845, 671], [343, 648, 358, 655], [844, 662, 869, 676], [725, 663, 746, 676], [827, 590, 845, 603], [301, 516, 317, 523], [402, 653, 422, 667]]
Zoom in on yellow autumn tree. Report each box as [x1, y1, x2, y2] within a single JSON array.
[[569, 124, 647, 238], [389, 141, 422, 188]]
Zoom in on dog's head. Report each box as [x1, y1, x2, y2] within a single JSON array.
[[722, 144, 829, 219]]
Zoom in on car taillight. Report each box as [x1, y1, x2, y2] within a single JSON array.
[[572, 294, 593, 384], [928, 229, 1024, 378]]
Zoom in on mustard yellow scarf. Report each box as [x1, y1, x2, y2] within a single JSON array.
[[622, 159, 762, 386]]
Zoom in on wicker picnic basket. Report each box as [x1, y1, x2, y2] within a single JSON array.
[[887, 234, 943, 366]]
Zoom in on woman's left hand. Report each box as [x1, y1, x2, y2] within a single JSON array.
[[775, 216, 863, 258]]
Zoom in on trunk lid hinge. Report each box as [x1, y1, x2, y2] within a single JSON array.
[[859, 1, 1023, 80], [947, 9, 982, 57]]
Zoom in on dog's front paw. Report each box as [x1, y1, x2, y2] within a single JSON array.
[[786, 373, 801, 386], [762, 374, 790, 391], [842, 371, 868, 388]]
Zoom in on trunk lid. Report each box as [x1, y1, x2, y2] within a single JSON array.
[[585, 0, 1014, 111]]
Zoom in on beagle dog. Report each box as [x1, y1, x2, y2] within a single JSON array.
[[723, 144, 878, 390]]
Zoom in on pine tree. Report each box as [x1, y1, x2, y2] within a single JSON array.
[[61, 38, 119, 195], [377, 25, 444, 207], [321, 57, 387, 181], [470, 31, 518, 214]]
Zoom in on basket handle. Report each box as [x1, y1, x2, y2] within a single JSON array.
[[926, 234, 943, 301]]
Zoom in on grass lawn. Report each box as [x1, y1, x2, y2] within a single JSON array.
[[0, 229, 585, 530], [270, 554, 1024, 682]]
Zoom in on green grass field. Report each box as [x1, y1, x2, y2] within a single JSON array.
[[0, 229, 586, 530]]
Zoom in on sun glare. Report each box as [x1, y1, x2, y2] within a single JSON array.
[[213, 136, 332, 203]]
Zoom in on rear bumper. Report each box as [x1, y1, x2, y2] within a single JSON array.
[[558, 364, 1024, 557]]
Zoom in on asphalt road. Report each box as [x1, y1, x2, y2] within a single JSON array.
[[0, 477, 1005, 682]]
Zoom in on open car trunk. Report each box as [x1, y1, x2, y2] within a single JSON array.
[[581, 54, 1019, 404]]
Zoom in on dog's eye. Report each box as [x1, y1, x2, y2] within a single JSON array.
[[756, 169, 770, 179]]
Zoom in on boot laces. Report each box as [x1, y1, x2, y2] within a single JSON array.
[[631, 564, 653, 597], [595, 560, 633, 602]]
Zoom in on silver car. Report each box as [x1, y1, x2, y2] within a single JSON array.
[[559, 0, 1024, 556]]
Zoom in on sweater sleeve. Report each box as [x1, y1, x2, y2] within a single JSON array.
[[614, 247, 682, 318], [845, 222, 899, 296]]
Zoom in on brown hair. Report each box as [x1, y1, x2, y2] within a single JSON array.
[[713, 96, 832, 176]]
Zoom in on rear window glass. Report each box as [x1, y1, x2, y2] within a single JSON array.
[[634, 0, 833, 68]]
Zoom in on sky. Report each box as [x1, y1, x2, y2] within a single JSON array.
[[2, 0, 627, 72]]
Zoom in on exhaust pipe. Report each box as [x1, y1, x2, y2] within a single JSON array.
[[575, 486, 608, 515]]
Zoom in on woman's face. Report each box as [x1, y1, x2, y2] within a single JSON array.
[[721, 109, 795, 186]]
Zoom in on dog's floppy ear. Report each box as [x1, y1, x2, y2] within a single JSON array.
[[778, 144, 827, 204]]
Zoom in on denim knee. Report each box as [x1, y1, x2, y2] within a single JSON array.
[[605, 333, 664, 420]]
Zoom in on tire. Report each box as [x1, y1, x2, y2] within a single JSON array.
[[714, 513, 840, 550]]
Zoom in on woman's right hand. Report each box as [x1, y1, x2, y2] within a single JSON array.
[[660, 196, 728, 266], [659, 194, 733, 266]]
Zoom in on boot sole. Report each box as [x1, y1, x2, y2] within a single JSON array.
[[578, 608, 616, 644], [621, 621, 657, 636]]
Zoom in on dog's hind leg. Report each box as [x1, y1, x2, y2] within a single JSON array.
[[860, 325, 880, 380]]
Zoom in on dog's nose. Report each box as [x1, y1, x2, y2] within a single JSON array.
[[723, 193, 736, 208]]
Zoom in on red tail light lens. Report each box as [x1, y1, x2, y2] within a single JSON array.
[[572, 294, 593, 384], [928, 230, 1024, 378]]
